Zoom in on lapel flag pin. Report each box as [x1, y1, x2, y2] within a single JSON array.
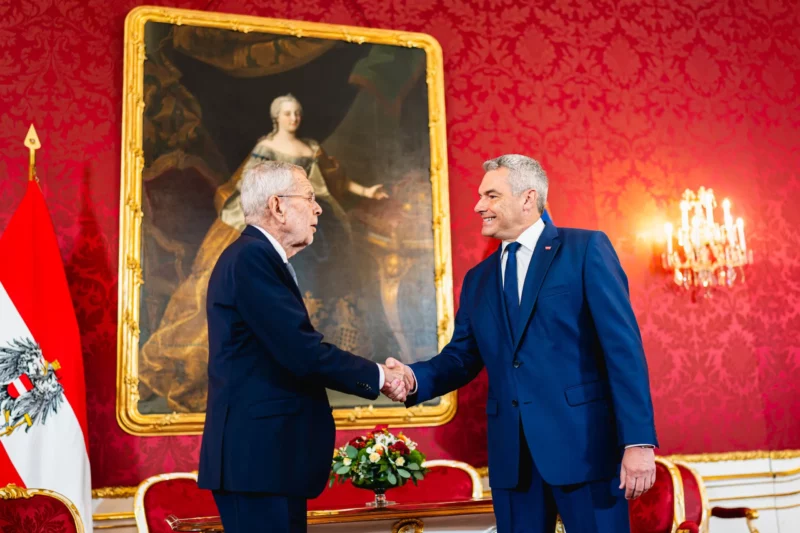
[[545, 246, 552, 250]]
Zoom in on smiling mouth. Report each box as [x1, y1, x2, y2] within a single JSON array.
[[482, 217, 496, 224]]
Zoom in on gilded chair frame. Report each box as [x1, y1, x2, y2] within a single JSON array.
[[134, 471, 206, 533], [672, 461, 710, 533], [0, 483, 85, 533], [117, 5, 455, 435], [421, 459, 485, 500]]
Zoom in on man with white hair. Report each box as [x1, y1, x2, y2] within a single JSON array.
[[198, 161, 407, 533], [385, 154, 658, 532]]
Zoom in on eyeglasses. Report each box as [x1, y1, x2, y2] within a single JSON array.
[[277, 193, 316, 203]]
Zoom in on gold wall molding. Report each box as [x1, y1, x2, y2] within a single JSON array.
[[665, 449, 800, 462], [117, 5, 455, 435], [92, 486, 138, 499]]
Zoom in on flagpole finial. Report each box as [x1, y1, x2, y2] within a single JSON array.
[[24, 124, 41, 182]]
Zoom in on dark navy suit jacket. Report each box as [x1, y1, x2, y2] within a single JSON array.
[[198, 225, 380, 498], [408, 222, 657, 489]]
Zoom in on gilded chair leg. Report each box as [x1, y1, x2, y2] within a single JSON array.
[[555, 514, 565, 533], [746, 509, 760, 533]]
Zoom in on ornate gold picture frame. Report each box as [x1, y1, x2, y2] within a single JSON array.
[[117, 6, 454, 435]]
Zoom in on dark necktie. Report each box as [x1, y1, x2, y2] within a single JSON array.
[[504, 242, 522, 339], [285, 261, 299, 288]]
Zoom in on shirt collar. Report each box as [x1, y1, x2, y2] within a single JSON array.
[[252, 225, 288, 264], [501, 217, 546, 255]]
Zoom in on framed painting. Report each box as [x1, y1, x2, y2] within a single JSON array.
[[117, 6, 454, 435]]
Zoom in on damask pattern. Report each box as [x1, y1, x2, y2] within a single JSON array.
[[0, 0, 798, 487]]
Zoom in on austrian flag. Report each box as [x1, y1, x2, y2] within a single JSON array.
[[0, 181, 92, 531]]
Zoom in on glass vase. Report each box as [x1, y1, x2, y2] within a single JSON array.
[[366, 487, 395, 508]]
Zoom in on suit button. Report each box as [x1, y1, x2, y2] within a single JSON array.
[[513, 360, 521, 368], [511, 400, 518, 407]]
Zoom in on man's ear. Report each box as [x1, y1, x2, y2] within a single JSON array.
[[524, 189, 538, 214], [267, 195, 285, 222]]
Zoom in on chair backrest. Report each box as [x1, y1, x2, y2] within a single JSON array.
[[628, 457, 687, 533], [308, 459, 483, 511], [0, 483, 84, 533], [673, 462, 709, 533], [134, 472, 218, 533]]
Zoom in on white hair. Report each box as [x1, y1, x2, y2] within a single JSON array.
[[241, 161, 303, 223], [483, 154, 548, 214]]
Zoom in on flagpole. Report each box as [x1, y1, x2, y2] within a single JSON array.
[[24, 124, 41, 182]]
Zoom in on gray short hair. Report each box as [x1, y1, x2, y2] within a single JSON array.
[[483, 154, 548, 214], [241, 161, 303, 222]]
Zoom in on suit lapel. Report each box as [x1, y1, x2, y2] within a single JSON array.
[[242, 225, 304, 303], [481, 246, 515, 351], [512, 223, 561, 354]]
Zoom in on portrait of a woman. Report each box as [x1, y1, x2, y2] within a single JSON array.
[[138, 93, 388, 413]]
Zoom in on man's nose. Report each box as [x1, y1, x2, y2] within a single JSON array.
[[474, 198, 485, 213], [314, 200, 322, 215]]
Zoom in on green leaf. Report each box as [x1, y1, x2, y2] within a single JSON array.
[[336, 465, 351, 475], [328, 479, 335, 488], [407, 463, 420, 471], [387, 472, 397, 485], [379, 464, 388, 473], [397, 469, 411, 479], [345, 445, 358, 459], [413, 472, 424, 481]]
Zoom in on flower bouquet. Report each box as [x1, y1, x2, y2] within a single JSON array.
[[329, 425, 428, 508]]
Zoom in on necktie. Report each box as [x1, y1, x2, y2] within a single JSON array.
[[285, 261, 299, 287], [504, 242, 521, 339]]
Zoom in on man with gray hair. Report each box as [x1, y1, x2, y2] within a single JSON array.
[[198, 161, 407, 533], [385, 154, 658, 532]]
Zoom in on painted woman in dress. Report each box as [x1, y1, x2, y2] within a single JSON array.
[[139, 94, 387, 413]]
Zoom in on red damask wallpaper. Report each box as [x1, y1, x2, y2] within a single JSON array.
[[0, 0, 798, 488]]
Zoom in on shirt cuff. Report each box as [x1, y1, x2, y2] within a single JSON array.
[[377, 363, 385, 389], [407, 367, 418, 395], [625, 444, 655, 449]]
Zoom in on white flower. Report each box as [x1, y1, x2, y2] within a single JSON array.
[[366, 446, 374, 454], [343, 458, 352, 466], [369, 452, 381, 463], [395, 457, 406, 467]]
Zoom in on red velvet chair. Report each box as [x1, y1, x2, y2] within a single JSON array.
[[134, 472, 218, 533], [308, 459, 484, 511], [673, 461, 760, 533], [628, 457, 702, 533], [0, 483, 85, 533]]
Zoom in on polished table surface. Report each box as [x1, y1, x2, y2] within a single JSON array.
[[167, 498, 495, 531]]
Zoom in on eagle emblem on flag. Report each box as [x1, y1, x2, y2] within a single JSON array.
[[0, 338, 64, 437]]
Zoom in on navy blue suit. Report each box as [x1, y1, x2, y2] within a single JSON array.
[[198, 226, 380, 532], [407, 222, 657, 532]]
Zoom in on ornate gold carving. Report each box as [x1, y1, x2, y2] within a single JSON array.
[[2, 484, 85, 532], [0, 483, 32, 499], [392, 518, 424, 533], [118, 6, 454, 435], [665, 450, 800, 462], [92, 486, 138, 499], [93, 512, 136, 521]]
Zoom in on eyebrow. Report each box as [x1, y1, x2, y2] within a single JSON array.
[[479, 189, 502, 196]]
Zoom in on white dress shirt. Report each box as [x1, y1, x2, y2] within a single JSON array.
[[501, 218, 546, 301], [252, 225, 385, 388]]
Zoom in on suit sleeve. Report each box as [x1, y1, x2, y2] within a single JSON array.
[[233, 244, 380, 400], [406, 271, 484, 406], [584, 232, 658, 447]]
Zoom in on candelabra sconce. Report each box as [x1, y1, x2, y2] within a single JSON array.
[[662, 187, 753, 297]]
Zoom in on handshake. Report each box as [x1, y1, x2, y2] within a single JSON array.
[[379, 357, 416, 402]]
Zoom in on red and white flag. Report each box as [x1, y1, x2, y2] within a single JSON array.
[[0, 181, 92, 530]]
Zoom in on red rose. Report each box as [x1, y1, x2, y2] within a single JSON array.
[[373, 424, 389, 433], [390, 441, 410, 455], [349, 437, 366, 450]]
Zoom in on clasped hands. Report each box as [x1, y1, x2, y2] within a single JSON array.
[[379, 357, 415, 402]]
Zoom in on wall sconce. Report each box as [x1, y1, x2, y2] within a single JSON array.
[[662, 187, 753, 296]]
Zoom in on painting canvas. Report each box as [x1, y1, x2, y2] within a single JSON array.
[[117, 7, 454, 434]]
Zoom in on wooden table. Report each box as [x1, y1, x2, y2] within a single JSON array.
[[167, 498, 496, 532]]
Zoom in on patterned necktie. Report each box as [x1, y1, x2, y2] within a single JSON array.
[[285, 261, 299, 288], [503, 242, 522, 339]]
